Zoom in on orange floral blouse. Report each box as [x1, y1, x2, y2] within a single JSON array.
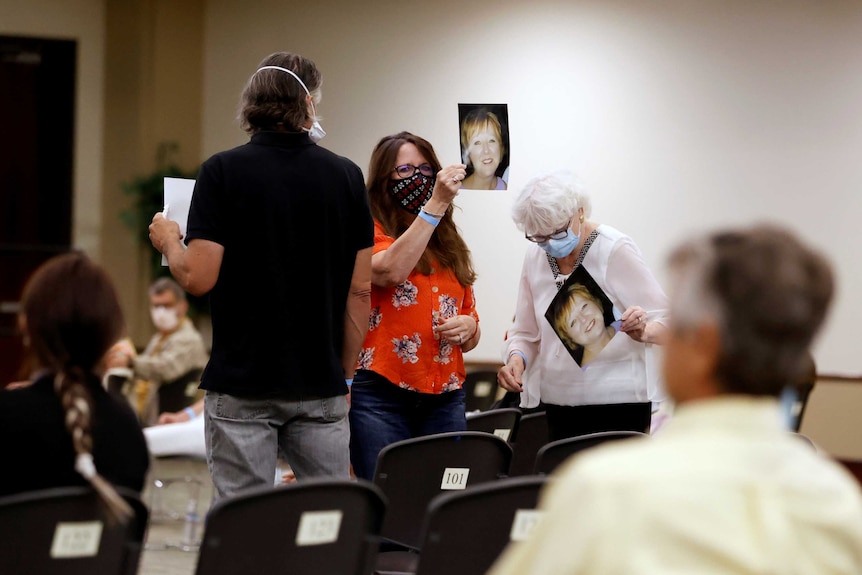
[[356, 221, 479, 394]]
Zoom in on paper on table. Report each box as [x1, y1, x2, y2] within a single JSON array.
[[162, 177, 195, 266]]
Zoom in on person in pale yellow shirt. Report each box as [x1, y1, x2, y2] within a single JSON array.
[[488, 224, 862, 575]]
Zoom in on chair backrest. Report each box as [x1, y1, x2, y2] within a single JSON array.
[[415, 475, 548, 575], [466, 407, 522, 443], [158, 367, 204, 414], [534, 430, 648, 475], [0, 486, 148, 575], [103, 367, 134, 395], [373, 431, 512, 549], [462, 370, 500, 412], [508, 411, 549, 477], [195, 479, 386, 575], [787, 351, 816, 432]]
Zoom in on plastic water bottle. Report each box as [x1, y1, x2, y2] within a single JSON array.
[[182, 498, 199, 548]]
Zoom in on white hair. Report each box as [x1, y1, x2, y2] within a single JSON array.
[[511, 170, 592, 236]]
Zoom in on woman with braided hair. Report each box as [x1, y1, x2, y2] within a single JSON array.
[[0, 252, 149, 520]]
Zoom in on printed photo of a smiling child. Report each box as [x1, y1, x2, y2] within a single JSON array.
[[545, 266, 620, 367]]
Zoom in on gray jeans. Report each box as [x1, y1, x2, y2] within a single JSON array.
[[204, 391, 350, 501]]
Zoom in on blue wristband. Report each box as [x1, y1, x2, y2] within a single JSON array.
[[345, 378, 353, 387], [183, 407, 197, 420], [508, 350, 528, 368], [417, 210, 441, 227]]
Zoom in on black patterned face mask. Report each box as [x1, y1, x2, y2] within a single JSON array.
[[387, 173, 436, 214]]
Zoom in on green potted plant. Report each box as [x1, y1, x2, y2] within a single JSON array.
[[120, 141, 207, 316]]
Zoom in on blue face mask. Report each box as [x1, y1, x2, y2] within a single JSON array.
[[538, 221, 581, 258]]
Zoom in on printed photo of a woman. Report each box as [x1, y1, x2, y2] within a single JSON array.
[[458, 104, 509, 190]]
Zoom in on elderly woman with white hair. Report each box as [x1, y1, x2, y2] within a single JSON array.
[[497, 171, 669, 441]]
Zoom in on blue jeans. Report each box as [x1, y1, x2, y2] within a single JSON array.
[[348, 370, 467, 481], [204, 391, 350, 501]]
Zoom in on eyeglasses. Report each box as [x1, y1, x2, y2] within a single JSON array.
[[392, 163, 435, 179], [525, 221, 571, 243]]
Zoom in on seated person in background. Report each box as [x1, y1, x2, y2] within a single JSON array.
[[144, 398, 206, 458], [0, 252, 150, 521], [488, 224, 862, 574], [107, 277, 208, 425]]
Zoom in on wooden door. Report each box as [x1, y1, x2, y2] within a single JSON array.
[[0, 36, 76, 386]]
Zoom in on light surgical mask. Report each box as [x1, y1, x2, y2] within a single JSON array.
[[254, 65, 326, 143], [538, 220, 581, 259], [150, 305, 180, 332]]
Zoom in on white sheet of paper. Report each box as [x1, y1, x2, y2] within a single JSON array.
[[162, 177, 195, 266]]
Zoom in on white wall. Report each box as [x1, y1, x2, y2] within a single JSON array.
[[0, 0, 105, 257], [203, 0, 862, 375]]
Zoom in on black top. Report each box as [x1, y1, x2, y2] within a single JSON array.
[[0, 374, 150, 497], [186, 131, 374, 398]]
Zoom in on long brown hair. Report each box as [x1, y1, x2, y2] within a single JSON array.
[[367, 132, 477, 286], [238, 51, 322, 134], [20, 251, 133, 522]]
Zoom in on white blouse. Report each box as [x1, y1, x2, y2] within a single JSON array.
[[502, 224, 669, 408]]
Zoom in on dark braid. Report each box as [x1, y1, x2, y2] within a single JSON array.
[[55, 370, 133, 523]]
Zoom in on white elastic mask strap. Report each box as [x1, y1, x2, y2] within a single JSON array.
[[255, 65, 312, 96], [254, 65, 323, 141]]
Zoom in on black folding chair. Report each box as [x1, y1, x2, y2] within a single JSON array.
[[534, 430, 648, 475], [0, 486, 148, 575], [462, 370, 500, 412], [158, 367, 204, 414], [466, 407, 521, 443], [508, 411, 549, 476], [415, 475, 549, 575], [373, 431, 512, 551], [195, 479, 386, 575]]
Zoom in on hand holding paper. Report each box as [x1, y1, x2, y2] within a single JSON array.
[[159, 178, 195, 265], [149, 212, 182, 257]]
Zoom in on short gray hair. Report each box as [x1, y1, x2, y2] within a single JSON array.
[[511, 171, 592, 237], [148, 277, 186, 302], [667, 224, 833, 397]]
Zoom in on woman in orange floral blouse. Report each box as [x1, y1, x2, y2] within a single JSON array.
[[349, 132, 481, 480]]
